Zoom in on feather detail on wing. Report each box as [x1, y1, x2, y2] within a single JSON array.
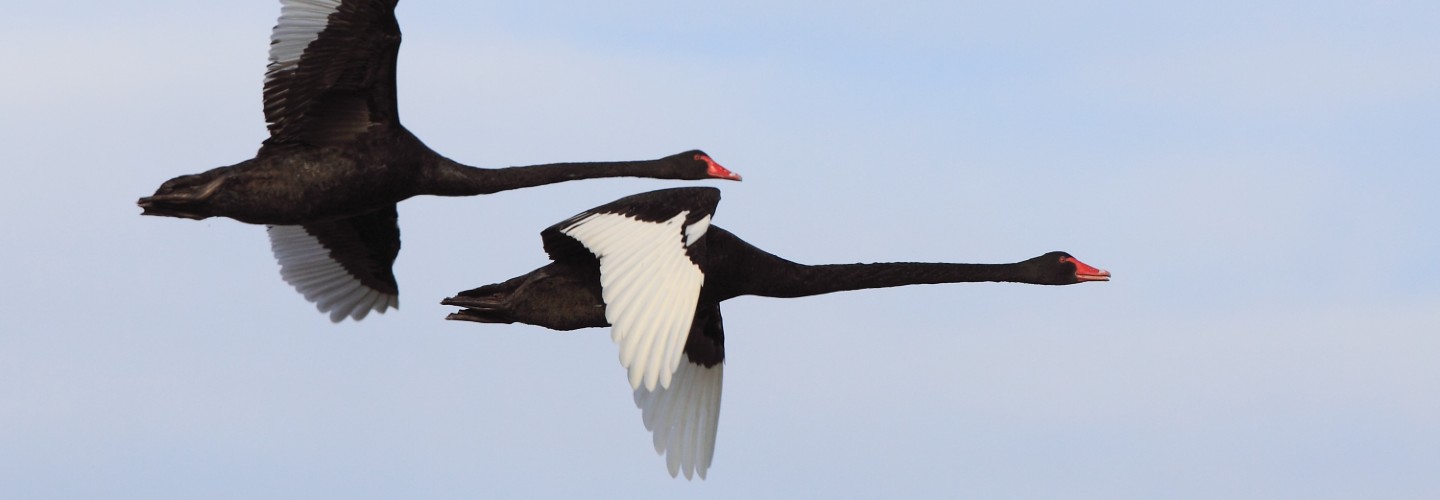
[[264, 0, 401, 145], [267, 206, 401, 322], [634, 354, 723, 480], [559, 211, 709, 390]]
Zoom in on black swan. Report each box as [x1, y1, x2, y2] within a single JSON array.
[[136, 0, 740, 322], [441, 187, 1109, 478]]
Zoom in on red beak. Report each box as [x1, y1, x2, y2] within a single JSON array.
[[697, 154, 742, 181], [1063, 256, 1111, 282]]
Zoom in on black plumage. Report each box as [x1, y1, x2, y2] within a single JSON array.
[[138, 0, 738, 321], [442, 187, 1109, 478]]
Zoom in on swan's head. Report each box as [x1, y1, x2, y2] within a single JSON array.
[[674, 150, 741, 181], [1025, 251, 1111, 285], [137, 172, 227, 220]]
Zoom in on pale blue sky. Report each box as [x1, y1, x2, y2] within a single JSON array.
[[2, 1, 1437, 498]]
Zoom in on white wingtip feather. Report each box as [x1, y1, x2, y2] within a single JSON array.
[[634, 355, 723, 480], [269, 0, 344, 74], [268, 225, 396, 322]]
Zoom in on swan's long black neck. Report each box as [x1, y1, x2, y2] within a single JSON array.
[[703, 227, 1045, 301], [729, 260, 1037, 300], [423, 156, 687, 196], [762, 262, 1036, 298]]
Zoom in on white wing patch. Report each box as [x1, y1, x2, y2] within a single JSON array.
[[268, 0, 343, 76], [684, 215, 711, 247], [561, 211, 708, 391], [268, 225, 397, 322], [634, 355, 723, 480]]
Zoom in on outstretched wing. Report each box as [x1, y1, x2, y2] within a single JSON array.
[[263, 0, 402, 146], [267, 205, 401, 322], [541, 188, 722, 391], [633, 303, 726, 479]]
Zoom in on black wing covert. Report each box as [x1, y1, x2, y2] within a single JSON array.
[[263, 0, 403, 146]]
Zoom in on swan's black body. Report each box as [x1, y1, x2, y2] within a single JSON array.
[[447, 225, 1103, 365], [138, 0, 737, 321], [442, 187, 1109, 478]]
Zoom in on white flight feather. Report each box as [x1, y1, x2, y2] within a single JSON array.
[[268, 225, 397, 322], [684, 215, 711, 247], [268, 0, 343, 75], [634, 355, 723, 480], [561, 212, 707, 390]]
